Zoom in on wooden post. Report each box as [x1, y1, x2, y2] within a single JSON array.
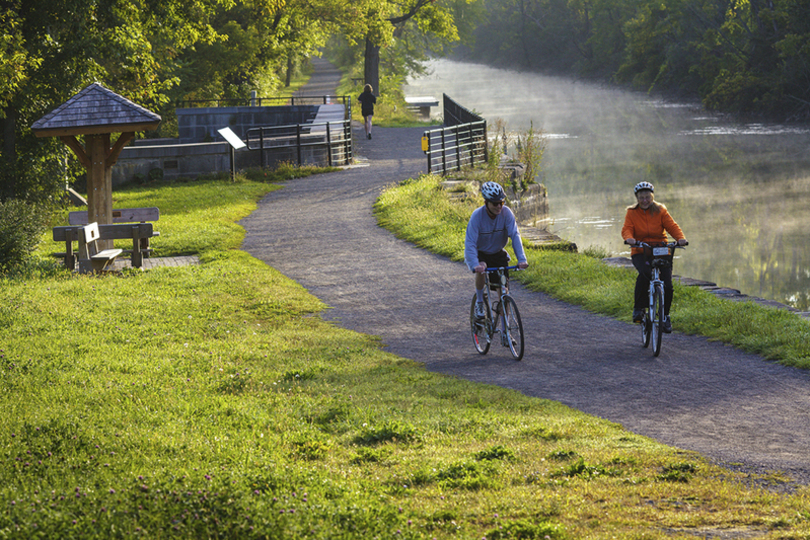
[[85, 134, 113, 249]]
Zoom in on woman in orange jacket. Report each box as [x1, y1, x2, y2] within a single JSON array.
[[621, 182, 688, 333]]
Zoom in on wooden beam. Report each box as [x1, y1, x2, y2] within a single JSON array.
[[106, 132, 134, 167], [60, 136, 91, 169]]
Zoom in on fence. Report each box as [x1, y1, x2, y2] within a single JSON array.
[[423, 94, 487, 175], [177, 95, 352, 120], [442, 93, 482, 127], [245, 120, 352, 168]]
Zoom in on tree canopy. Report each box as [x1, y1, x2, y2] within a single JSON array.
[[1, 0, 230, 202], [1, 0, 470, 202]]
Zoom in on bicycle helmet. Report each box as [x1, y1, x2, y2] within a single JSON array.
[[634, 181, 654, 194], [481, 181, 506, 203]]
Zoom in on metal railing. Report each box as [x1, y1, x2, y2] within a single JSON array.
[[245, 120, 352, 167], [422, 94, 488, 175], [177, 95, 352, 120], [443, 93, 482, 127]]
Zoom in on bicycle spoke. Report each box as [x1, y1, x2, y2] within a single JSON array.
[[502, 296, 524, 361]]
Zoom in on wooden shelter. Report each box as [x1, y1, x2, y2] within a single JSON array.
[[31, 83, 161, 245]]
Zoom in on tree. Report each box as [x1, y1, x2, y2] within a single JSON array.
[[358, 0, 463, 95], [172, 0, 335, 101], [0, 0, 228, 203]]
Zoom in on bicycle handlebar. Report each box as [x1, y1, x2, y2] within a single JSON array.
[[628, 240, 688, 249], [471, 265, 523, 273]]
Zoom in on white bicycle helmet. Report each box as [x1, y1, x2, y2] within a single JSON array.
[[634, 181, 654, 194], [481, 181, 506, 202]]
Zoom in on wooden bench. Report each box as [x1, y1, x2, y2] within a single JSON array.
[[54, 222, 155, 270], [404, 96, 439, 118], [59, 222, 123, 274], [65, 207, 160, 267]]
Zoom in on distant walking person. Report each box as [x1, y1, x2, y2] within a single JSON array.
[[358, 84, 377, 139]]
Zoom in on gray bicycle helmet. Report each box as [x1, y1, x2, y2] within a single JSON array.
[[481, 181, 506, 202], [634, 181, 654, 194]]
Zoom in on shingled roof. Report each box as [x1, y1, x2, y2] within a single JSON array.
[[31, 82, 161, 137]]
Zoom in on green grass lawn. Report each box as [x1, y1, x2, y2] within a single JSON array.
[[1, 169, 809, 539]]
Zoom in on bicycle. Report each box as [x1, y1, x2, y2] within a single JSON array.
[[469, 265, 525, 361], [631, 241, 687, 356]]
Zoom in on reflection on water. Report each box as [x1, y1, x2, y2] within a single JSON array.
[[406, 59, 810, 309]]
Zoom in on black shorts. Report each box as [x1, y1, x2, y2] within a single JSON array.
[[478, 250, 510, 288]]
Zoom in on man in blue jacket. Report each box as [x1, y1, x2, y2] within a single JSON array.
[[465, 181, 529, 318]]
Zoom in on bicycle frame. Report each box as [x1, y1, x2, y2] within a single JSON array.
[[633, 241, 685, 356], [470, 265, 524, 360], [485, 267, 514, 344]]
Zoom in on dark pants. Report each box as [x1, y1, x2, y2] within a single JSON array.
[[631, 253, 673, 315]]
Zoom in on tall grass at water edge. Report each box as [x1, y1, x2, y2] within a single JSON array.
[[374, 175, 810, 370], [0, 170, 809, 538]]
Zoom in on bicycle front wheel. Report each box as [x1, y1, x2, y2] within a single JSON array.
[[470, 294, 491, 355], [651, 284, 664, 356], [641, 310, 651, 348], [501, 296, 524, 361]]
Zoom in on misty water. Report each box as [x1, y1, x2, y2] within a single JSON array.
[[405, 59, 810, 310]]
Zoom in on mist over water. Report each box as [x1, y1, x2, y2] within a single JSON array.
[[406, 59, 810, 310]]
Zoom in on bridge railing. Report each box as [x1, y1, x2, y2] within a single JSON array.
[[422, 94, 488, 175], [177, 95, 352, 121], [245, 120, 352, 168]]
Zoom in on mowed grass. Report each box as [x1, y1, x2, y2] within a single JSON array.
[[375, 174, 810, 370], [1, 171, 809, 539]]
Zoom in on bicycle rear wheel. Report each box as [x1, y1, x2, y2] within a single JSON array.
[[502, 296, 524, 361], [651, 284, 664, 356], [470, 294, 491, 354]]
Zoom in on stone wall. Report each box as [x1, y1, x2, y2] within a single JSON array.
[[112, 139, 334, 186], [111, 104, 338, 185], [113, 142, 230, 186], [505, 183, 548, 225]]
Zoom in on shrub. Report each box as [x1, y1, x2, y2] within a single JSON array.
[[0, 199, 47, 274]]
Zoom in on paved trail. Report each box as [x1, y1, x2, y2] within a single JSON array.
[[240, 60, 810, 485]]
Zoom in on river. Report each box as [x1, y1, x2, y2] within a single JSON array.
[[405, 59, 810, 310]]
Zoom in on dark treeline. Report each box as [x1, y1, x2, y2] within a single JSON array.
[[463, 0, 810, 120]]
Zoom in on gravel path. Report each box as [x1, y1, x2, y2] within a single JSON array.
[[240, 61, 810, 486]]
